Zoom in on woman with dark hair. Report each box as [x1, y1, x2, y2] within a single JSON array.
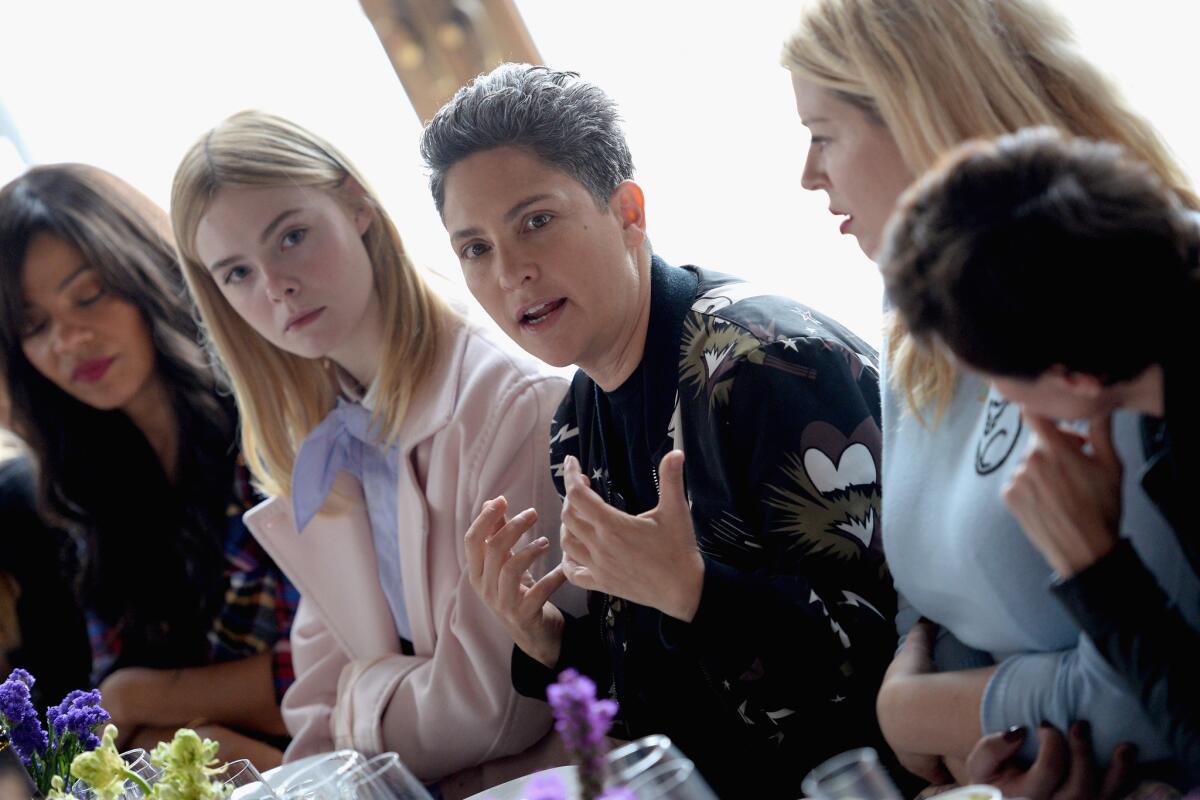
[[0, 164, 299, 766]]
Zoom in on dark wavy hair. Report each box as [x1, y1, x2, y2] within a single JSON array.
[[0, 164, 237, 671], [881, 128, 1200, 384]]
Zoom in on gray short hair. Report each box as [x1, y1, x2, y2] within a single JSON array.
[[420, 63, 635, 214]]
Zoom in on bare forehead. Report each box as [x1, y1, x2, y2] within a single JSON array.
[[195, 184, 326, 259], [442, 147, 581, 217], [203, 184, 321, 221], [791, 75, 851, 125], [20, 232, 90, 296]]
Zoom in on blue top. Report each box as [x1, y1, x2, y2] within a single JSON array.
[[292, 395, 412, 643], [883, 369, 1200, 765]]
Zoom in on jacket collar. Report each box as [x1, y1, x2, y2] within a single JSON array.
[[242, 318, 473, 660], [638, 256, 697, 463], [392, 317, 469, 451]]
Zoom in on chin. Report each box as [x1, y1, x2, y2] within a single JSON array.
[[274, 335, 332, 362], [72, 388, 133, 413], [520, 339, 577, 370]]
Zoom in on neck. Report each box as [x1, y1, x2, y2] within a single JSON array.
[[122, 374, 180, 481], [330, 294, 386, 388], [1119, 363, 1165, 417], [584, 253, 653, 392]]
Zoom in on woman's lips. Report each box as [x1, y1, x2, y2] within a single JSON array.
[[519, 298, 567, 331], [73, 356, 115, 384], [286, 307, 325, 333]]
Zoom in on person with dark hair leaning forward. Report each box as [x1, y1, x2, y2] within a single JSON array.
[[881, 127, 1200, 787]]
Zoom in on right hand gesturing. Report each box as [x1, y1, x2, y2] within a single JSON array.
[[465, 496, 568, 668]]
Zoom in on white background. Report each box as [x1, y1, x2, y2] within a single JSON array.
[[2, 1, 1197, 346]]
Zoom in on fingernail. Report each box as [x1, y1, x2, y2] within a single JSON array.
[[1071, 720, 1090, 739], [1039, 720, 1054, 731], [534, 537, 549, 548], [1004, 725, 1027, 743]]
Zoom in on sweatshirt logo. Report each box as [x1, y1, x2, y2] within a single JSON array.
[[976, 397, 1023, 475]]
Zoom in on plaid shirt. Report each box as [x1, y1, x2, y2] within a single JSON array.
[[87, 460, 300, 700]]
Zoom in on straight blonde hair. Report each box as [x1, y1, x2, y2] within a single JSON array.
[[171, 111, 454, 497], [783, 0, 1197, 420]]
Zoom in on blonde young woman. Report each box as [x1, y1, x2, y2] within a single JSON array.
[[170, 111, 573, 795], [783, 0, 1200, 791]]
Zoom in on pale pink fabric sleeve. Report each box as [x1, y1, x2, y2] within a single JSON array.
[[278, 597, 346, 759], [333, 374, 569, 781]]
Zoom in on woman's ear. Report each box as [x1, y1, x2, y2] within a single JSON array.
[[609, 180, 647, 248], [339, 176, 375, 236]]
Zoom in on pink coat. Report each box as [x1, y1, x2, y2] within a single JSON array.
[[244, 322, 574, 788]]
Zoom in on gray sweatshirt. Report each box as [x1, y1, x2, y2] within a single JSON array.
[[883, 370, 1200, 764]]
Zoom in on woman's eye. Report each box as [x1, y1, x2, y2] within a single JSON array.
[[461, 242, 490, 260], [223, 265, 250, 285], [20, 318, 47, 338], [282, 228, 308, 249], [77, 288, 105, 307], [525, 213, 552, 231], [811, 136, 831, 152]]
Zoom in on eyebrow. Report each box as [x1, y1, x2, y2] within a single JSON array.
[[449, 194, 555, 242], [56, 264, 91, 291], [801, 116, 830, 128], [207, 208, 301, 273]]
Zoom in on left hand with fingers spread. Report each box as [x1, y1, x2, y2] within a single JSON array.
[[559, 450, 705, 621], [1003, 413, 1123, 577]]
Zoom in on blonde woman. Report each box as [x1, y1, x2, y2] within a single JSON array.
[[783, 0, 1199, 790], [171, 112, 573, 794]]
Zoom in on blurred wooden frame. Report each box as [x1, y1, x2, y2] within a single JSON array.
[[359, 0, 543, 123]]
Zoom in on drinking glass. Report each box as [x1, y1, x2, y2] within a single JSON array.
[[622, 758, 717, 800], [222, 758, 280, 799], [121, 748, 163, 786], [801, 747, 903, 800], [277, 750, 367, 800], [604, 734, 688, 789], [71, 747, 162, 799], [335, 753, 432, 800]]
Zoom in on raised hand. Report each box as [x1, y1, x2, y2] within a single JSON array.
[[559, 450, 705, 622], [464, 496, 567, 667], [1003, 413, 1123, 577]]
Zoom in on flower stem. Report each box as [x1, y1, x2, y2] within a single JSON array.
[[123, 769, 153, 796]]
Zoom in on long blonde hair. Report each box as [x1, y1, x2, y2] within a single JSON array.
[[783, 0, 1197, 420], [171, 111, 454, 497]]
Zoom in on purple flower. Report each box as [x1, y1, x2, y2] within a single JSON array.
[[547, 669, 618, 800], [0, 669, 48, 763], [46, 688, 109, 749], [597, 789, 636, 800], [4, 669, 34, 689], [523, 772, 569, 800]]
